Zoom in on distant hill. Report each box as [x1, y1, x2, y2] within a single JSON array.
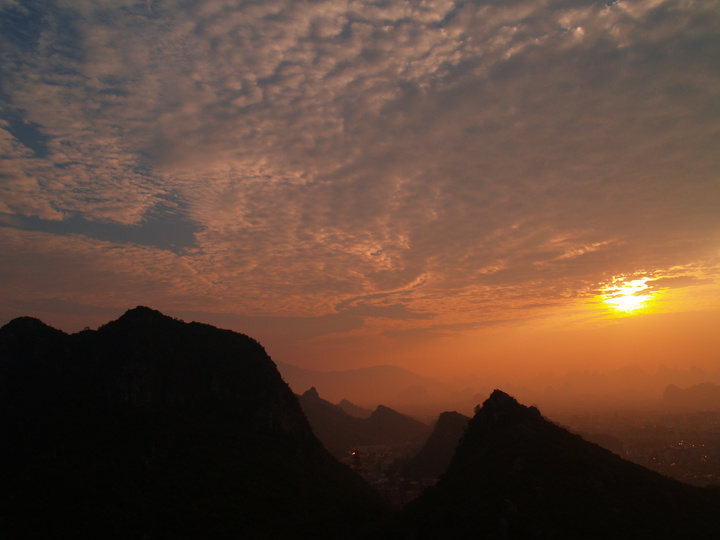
[[364, 405, 430, 445], [297, 387, 365, 456], [399, 390, 720, 539], [663, 382, 720, 411], [298, 388, 431, 458], [400, 411, 470, 481], [339, 398, 373, 418], [0, 307, 389, 538]]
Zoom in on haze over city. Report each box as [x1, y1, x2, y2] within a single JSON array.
[[2, 0, 719, 402]]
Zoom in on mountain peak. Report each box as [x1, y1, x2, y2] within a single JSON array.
[[1, 316, 65, 335], [436, 410, 471, 426], [472, 389, 542, 428], [372, 404, 395, 416], [117, 305, 171, 323], [0, 317, 68, 355], [302, 386, 321, 399], [483, 389, 519, 409], [337, 399, 372, 419]]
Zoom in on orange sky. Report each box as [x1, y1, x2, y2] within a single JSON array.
[[1, 0, 719, 388], [266, 285, 720, 379]]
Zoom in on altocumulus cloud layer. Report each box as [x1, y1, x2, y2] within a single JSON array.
[[1, 0, 719, 354]]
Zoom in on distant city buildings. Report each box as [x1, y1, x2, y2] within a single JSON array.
[[341, 443, 431, 506], [559, 410, 720, 487]]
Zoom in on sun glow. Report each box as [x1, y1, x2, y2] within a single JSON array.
[[602, 278, 653, 313]]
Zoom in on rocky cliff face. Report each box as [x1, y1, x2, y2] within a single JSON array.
[[0, 307, 388, 538]]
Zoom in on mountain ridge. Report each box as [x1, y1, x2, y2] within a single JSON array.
[[298, 387, 431, 457], [0, 307, 389, 538], [4, 309, 719, 538], [663, 382, 720, 411]]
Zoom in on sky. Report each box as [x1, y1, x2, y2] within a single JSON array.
[[1, 0, 719, 384]]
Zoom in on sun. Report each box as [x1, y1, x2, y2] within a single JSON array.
[[601, 278, 653, 314]]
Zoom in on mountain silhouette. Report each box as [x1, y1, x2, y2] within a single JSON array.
[[364, 405, 430, 444], [5, 310, 719, 539], [298, 388, 430, 457], [0, 307, 388, 538], [663, 382, 720, 411], [338, 398, 373, 418], [400, 390, 720, 539], [400, 411, 470, 481]]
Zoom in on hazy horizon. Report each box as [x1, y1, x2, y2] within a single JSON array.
[[4, 306, 719, 419]]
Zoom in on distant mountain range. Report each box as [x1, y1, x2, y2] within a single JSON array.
[[298, 387, 431, 457], [663, 382, 720, 411], [276, 360, 455, 416], [278, 359, 720, 418], [3, 308, 719, 539], [338, 398, 373, 418]]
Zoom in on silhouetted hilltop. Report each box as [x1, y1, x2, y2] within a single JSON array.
[[400, 390, 720, 539], [400, 411, 470, 481], [364, 405, 431, 444], [298, 388, 431, 458], [0, 307, 388, 538], [298, 387, 363, 456], [664, 382, 720, 411], [339, 398, 373, 418]]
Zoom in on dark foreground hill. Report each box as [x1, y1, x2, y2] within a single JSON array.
[[400, 411, 470, 481], [399, 390, 720, 539], [0, 307, 389, 538], [298, 387, 430, 457]]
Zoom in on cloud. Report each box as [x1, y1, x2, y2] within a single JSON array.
[[646, 275, 709, 291], [1, 0, 719, 347], [0, 196, 199, 252]]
